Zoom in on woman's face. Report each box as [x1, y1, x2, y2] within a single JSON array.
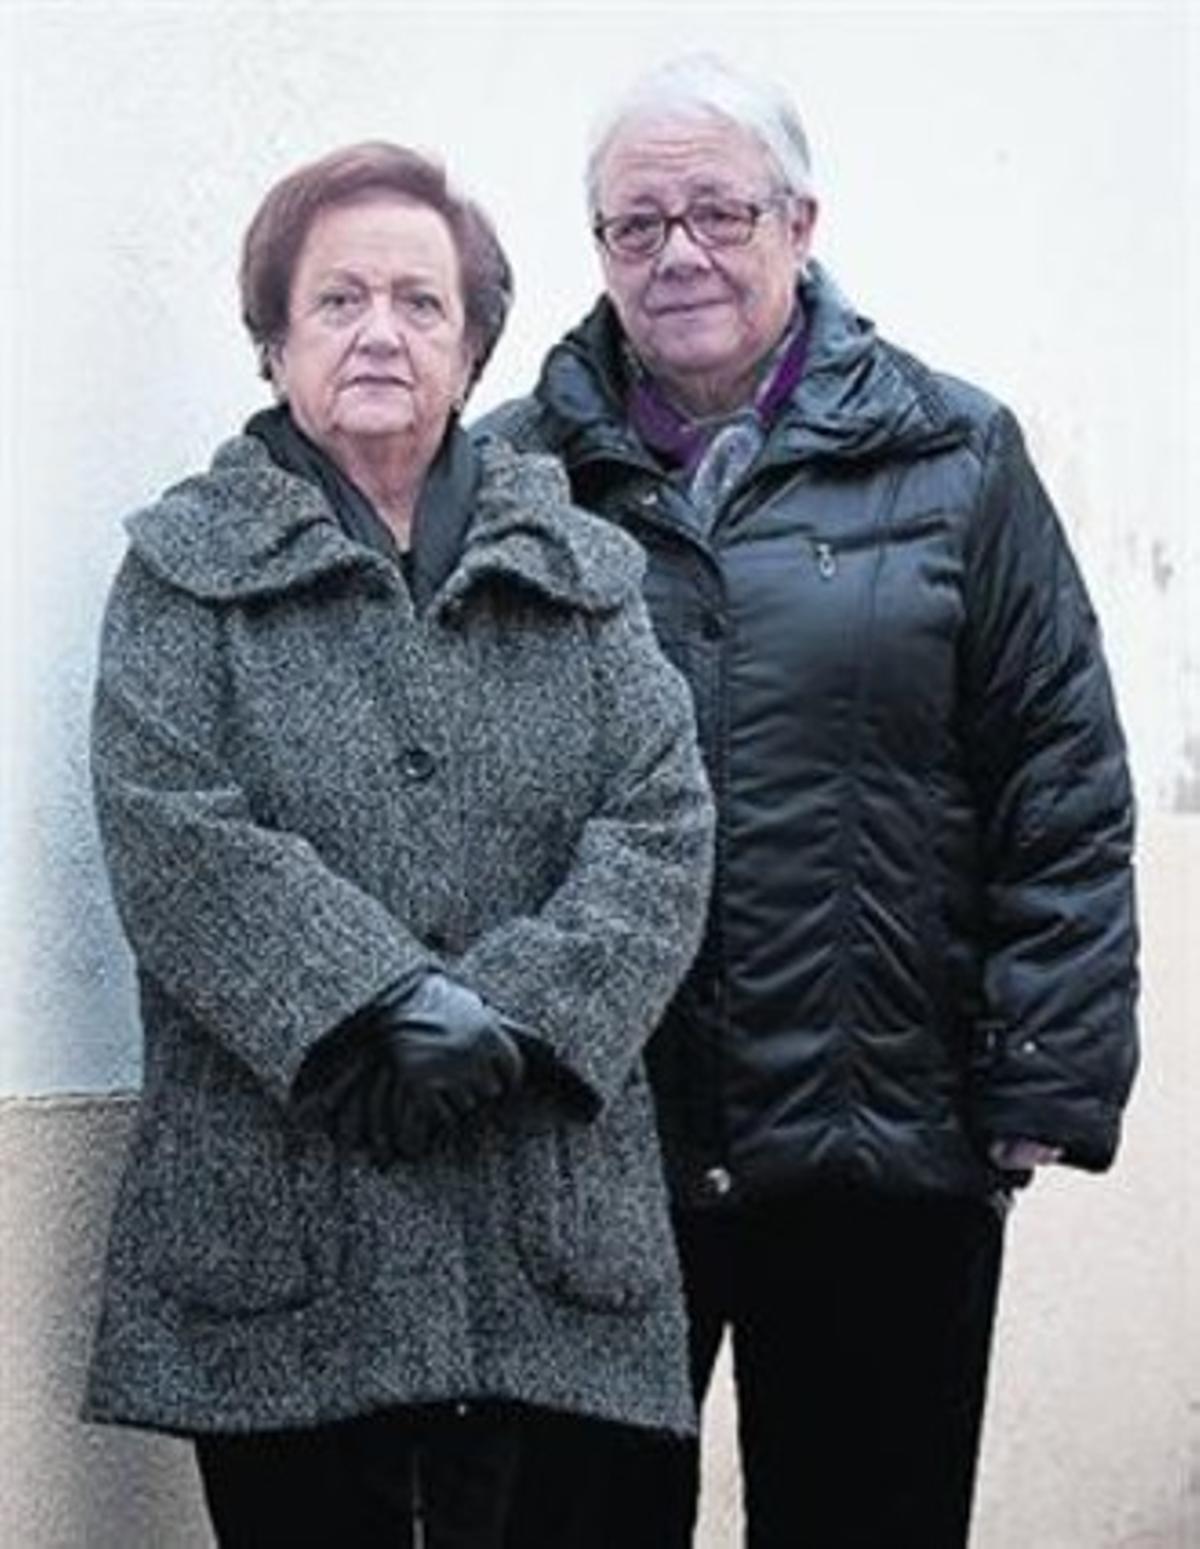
[[595, 114, 813, 416], [270, 194, 472, 470]]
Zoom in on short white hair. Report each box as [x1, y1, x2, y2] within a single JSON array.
[[585, 53, 815, 214]]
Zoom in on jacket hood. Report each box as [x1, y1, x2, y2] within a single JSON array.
[[124, 432, 643, 616], [536, 263, 975, 467]]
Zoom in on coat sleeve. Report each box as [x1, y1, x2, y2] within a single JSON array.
[[960, 407, 1138, 1171], [91, 552, 437, 1103], [452, 588, 715, 1117]]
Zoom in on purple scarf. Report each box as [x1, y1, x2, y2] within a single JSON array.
[[628, 311, 809, 475]]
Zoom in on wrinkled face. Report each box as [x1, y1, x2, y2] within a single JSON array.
[[270, 195, 472, 469], [594, 113, 815, 410]]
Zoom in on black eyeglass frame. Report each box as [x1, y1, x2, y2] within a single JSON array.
[[591, 193, 793, 259]]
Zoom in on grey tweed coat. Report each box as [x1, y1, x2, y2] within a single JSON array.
[[84, 432, 714, 1438]]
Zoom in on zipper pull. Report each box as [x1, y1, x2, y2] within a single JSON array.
[[814, 540, 837, 579]]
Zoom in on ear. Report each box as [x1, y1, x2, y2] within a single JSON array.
[[454, 341, 478, 411], [264, 338, 288, 398], [788, 197, 819, 271]]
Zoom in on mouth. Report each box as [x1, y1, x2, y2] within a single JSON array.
[[341, 374, 412, 390], [646, 297, 730, 319]]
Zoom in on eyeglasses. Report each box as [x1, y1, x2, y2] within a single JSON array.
[[592, 195, 790, 260]]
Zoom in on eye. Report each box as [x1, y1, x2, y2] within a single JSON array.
[[314, 286, 366, 323], [609, 211, 663, 245], [401, 290, 447, 324], [689, 200, 751, 238]]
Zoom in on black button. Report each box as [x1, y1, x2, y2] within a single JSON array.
[[399, 746, 437, 782], [701, 612, 725, 640]]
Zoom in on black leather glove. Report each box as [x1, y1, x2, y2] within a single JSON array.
[[315, 973, 525, 1164]]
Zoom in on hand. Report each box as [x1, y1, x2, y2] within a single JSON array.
[[320, 974, 525, 1163], [373, 972, 525, 1108]]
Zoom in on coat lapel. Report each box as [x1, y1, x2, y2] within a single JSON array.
[[123, 432, 642, 618]]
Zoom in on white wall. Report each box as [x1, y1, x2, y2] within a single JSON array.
[[2, 0, 1192, 1094], [1, 1, 1195, 1542]]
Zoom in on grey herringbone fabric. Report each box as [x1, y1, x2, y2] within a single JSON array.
[[84, 432, 713, 1438]]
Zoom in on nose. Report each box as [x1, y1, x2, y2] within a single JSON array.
[[356, 294, 405, 353], [654, 217, 713, 275]]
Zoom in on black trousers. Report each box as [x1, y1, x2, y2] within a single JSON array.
[[505, 1189, 1006, 1549], [195, 1402, 522, 1548]]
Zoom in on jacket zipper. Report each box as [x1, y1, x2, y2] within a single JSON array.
[[828, 465, 908, 1132], [807, 510, 950, 583]]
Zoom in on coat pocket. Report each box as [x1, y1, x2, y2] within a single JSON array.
[[509, 1077, 677, 1314], [137, 1080, 344, 1318]]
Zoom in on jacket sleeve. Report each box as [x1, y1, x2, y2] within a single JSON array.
[[452, 588, 715, 1117], [960, 407, 1138, 1170], [91, 552, 437, 1103]]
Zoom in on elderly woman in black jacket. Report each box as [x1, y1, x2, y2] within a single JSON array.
[[84, 142, 713, 1549], [485, 53, 1140, 1549]]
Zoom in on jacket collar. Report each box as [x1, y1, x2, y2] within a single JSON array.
[[536, 262, 974, 469], [124, 432, 641, 617]]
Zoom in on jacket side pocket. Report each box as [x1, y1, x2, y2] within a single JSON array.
[[510, 1075, 677, 1314]]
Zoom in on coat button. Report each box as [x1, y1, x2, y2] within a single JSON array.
[[703, 1166, 733, 1199], [701, 611, 725, 640], [399, 746, 437, 782]]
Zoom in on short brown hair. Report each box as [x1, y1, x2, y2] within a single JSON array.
[[240, 141, 513, 390]]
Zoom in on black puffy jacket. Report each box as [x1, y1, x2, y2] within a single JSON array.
[[480, 265, 1138, 1210]]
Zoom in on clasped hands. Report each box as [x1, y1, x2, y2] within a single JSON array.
[[303, 972, 525, 1164]]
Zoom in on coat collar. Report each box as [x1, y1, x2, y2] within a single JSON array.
[[124, 432, 642, 617], [536, 262, 974, 469]]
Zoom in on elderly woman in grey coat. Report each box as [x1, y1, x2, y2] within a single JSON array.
[[84, 142, 714, 1549]]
